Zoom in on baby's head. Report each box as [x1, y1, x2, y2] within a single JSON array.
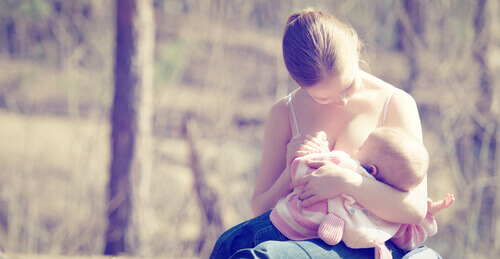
[[353, 127, 429, 191]]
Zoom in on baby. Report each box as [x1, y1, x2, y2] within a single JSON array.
[[353, 126, 429, 192], [270, 127, 454, 258]]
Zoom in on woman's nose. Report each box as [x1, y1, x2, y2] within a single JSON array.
[[336, 93, 349, 107], [334, 97, 348, 107]]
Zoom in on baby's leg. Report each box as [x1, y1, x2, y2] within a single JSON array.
[[427, 193, 454, 216], [318, 199, 345, 245]]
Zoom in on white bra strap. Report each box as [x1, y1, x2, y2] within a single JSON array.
[[288, 93, 301, 138], [382, 89, 395, 126]]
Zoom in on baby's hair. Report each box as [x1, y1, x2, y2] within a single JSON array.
[[282, 8, 363, 87], [370, 127, 429, 191]]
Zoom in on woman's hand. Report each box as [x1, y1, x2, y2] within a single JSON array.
[[290, 160, 358, 207], [286, 131, 329, 169]]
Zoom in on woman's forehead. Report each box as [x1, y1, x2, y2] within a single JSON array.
[[314, 70, 355, 91]]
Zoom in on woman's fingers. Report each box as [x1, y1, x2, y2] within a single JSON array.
[[301, 195, 320, 207], [298, 189, 313, 200], [306, 160, 326, 169], [294, 150, 310, 157], [290, 175, 309, 189]]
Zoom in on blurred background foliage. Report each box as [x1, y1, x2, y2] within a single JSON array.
[[0, 0, 499, 258]]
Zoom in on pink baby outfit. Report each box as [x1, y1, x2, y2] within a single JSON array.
[[391, 213, 438, 251], [270, 149, 439, 258], [270, 150, 400, 258]]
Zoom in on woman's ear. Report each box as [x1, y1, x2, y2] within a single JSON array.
[[369, 165, 378, 176]]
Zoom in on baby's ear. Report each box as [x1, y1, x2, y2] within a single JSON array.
[[369, 165, 378, 176]]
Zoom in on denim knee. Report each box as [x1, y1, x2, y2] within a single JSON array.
[[401, 246, 442, 259], [211, 220, 252, 259], [210, 211, 277, 259]]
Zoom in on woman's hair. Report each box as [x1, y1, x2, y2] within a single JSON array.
[[283, 8, 362, 87], [370, 127, 429, 192]]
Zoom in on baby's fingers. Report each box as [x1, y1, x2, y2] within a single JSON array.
[[289, 137, 321, 153], [312, 131, 327, 141], [302, 135, 324, 152]]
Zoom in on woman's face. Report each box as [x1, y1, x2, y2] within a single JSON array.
[[303, 66, 359, 107]]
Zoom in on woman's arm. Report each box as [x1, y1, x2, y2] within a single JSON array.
[[381, 88, 427, 223], [251, 98, 333, 216], [347, 173, 427, 224], [251, 98, 292, 216], [293, 161, 426, 224]]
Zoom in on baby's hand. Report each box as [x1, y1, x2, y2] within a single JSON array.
[[427, 193, 454, 216], [286, 131, 329, 168]]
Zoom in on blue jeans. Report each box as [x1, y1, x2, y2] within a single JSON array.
[[231, 240, 443, 259], [210, 211, 289, 259], [211, 211, 443, 259]]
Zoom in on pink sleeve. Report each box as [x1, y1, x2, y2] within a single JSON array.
[[390, 213, 438, 251]]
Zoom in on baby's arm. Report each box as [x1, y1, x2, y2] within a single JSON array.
[[391, 193, 454, 251]]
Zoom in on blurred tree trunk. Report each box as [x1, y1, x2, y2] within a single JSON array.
[[395, 0, 423, 93], [473, 0, 493, 114], [105, 0, 155, 255], [186, 119, 223, 257], [6, 17, 20, 57], [466, 0, 496, 254]]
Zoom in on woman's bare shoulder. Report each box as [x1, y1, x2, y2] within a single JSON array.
[[390, 88, 417, 110], [269, 95, 289, 118], [269, 88, 302, 117], [386, 88, 422, 140], [359, 70, 413, 101], [360, 70, 422, 138], [264, 95, 292, 139]]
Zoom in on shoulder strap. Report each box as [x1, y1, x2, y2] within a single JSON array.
[[382, 89, 395, 126], [288, 93, 301, 138]]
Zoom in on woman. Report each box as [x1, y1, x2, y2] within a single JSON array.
[[212, 8, 441, 258]]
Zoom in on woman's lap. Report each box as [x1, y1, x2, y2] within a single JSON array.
[[210, 211, 288, 259], [230, 239, 410, 259], [231, 240, 442, 259], [231, 239, 376, 259], [211, 210, 443, 259]]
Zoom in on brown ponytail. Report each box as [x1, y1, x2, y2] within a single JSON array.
[[283, 8, 362, 87]]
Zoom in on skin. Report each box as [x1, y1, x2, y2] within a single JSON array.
[[351, 132, 403, 190], [251, 67, 428, 225], [428, 193, 454, 216], [351, 132, 380, 176]]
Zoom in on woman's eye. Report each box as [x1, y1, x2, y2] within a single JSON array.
[[342, 84, 354, 97], [315, 97, 329, 102]]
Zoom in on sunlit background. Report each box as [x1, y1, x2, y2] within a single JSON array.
[[0, 0, 499, 258]]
